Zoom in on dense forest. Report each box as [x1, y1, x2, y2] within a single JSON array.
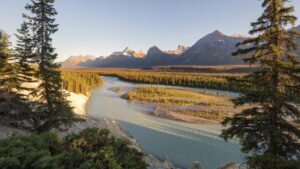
[[61, 71, 103, 95], [102, 70, 244, 92], [59, 68, 246, 92], [151, 65, 258, 73]]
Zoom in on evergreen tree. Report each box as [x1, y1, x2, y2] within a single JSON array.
[[24, 0, 74, 132], [0, 30, 21, 116], [14, 22, 36, 96], [0, 30, 17, 93], [221, 0, 300, 167]]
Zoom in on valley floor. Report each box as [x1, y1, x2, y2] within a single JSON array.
[[0, 74, 246, 169]]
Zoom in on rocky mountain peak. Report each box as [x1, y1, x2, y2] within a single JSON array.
[[147, 46, 162, 56], [198, 30, 228, 43], [121, 47, 145, 58], [205, 30, 226, 39], [62, 55, 96, 67], [110, 47, 145, 58], [133, 50, 145, 58], [121, 47, 135, 56], [164, 45, 189, 55], [212, 30, 225, 36], [177, 45, 189, 51], [122, 47, 134, 53], [231, 33, 254, 39]]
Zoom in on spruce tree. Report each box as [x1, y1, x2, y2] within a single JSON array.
[[14, 22, 36, 96], [0, 30, 21, 117], [24, 0, 74, 132], [221, 0, 300, 167], [0, 30, 17, 93]]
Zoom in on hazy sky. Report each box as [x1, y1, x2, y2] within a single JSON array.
[[1, 0, 300, 61]]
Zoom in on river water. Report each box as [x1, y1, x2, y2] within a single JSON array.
[[86, 76, 244, 169]]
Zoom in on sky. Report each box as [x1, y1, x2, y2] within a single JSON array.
[[1, 0, 300, 61]]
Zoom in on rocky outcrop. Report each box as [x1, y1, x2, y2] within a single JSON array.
[[145, 155, 178, 169], [190, 161, 203, 169], [164, 45, 189, 55]]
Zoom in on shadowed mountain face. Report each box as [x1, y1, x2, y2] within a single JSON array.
[[180, 30, 245, 65], [63, 26, 300, 68]]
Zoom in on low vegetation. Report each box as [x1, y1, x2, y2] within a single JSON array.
[[124, 86, 242, 122], [0, 128, 147, 169], [61, 71, 103, 95]]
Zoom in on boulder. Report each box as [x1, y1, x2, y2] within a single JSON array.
[[191, 161, 203, 169]]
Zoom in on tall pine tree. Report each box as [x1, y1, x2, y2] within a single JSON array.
[[24, 0, 74, 132], [14, 22, 36, 96], [221, 0, 300, 168]]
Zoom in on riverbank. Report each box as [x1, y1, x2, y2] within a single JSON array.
[[86, 76, 244, 169], [65, 90, 181, 169], [68, 89, 246, 169], [0, 90, 178, 169], [66, 91, 180, 169]]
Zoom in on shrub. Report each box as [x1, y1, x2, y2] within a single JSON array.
[[248, 154, 299, 169], [0, 128, 147, 169]]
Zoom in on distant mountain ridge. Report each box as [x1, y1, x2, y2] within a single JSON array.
[[62, 25, 300, 68], [164, 45, 189, 55], [62, 55, 96, 67]]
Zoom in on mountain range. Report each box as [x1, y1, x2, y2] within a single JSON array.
[[62, 55, 96, 67], [62, 26, 300, 68]]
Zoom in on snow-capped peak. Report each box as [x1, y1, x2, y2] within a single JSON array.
[[231, 33, 255, 39]]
